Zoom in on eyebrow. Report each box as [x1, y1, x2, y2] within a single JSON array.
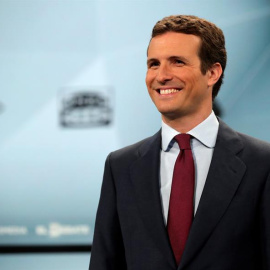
[[147, 58, 158, 66], [147, 55, 190, 65], [169, 55, 189, 63]]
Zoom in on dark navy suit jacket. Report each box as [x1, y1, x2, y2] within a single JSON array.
[[89, 120, 270, 270]]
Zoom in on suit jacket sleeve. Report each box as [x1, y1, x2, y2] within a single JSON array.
[[261, 171, 270, 270], [89, 153, 127, 270]]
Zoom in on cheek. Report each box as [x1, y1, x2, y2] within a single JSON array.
[[145, 71, 155, 87], [184, 73, 202, 88]]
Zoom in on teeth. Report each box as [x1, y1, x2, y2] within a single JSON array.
[[160, 89, 180, 95]]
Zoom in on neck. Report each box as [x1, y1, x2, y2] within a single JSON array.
[[162, 109, 212, 133]]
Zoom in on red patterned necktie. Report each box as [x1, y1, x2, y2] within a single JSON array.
[[167, 133, 195, 265]]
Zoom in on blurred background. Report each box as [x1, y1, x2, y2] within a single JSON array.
[[0, 0, 270, 269]]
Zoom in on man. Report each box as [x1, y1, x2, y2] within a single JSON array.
[[89, 15, 270, 270]]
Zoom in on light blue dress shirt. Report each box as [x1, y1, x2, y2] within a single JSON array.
[[160, 111, 219, 224]]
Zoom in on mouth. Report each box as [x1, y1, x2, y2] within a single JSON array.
[[157, 88, 182, 95]]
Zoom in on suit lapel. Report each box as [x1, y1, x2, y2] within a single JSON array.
[[179, 120, 246, 270], [130, 131, 177, 269]]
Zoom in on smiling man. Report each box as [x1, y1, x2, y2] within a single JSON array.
[[146, 31, 221, 132], [89, 15, 270, 270]]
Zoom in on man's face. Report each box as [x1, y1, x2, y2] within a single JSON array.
[[146, 32, 213, 123]]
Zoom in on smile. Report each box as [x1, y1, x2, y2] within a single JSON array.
[[159, 88, 181, 95]]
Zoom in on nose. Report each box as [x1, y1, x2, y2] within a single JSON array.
[[156, 64, 173, 84]]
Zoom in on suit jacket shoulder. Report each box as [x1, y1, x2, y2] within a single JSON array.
[[109, 130, 161, 168], [237, 131, 270, 157], [218, 119, 270, 169]]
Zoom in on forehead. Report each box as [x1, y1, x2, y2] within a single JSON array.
[[147, 32, 201, 58]]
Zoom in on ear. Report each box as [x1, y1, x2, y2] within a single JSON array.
[[207, 63, 222, 87]]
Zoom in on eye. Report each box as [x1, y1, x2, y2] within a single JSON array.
[[147, 61, 159, 69], [174, 59, 185, 65]]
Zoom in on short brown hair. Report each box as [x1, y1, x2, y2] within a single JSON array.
[[151, 15, 227, 99]]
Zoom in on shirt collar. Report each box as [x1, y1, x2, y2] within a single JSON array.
[[161, 111, 219, 151]]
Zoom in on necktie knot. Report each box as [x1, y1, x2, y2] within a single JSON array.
[[174, 134, 191, 150]]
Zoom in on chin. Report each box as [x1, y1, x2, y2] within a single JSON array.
[[159, 110, 183, 120]]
